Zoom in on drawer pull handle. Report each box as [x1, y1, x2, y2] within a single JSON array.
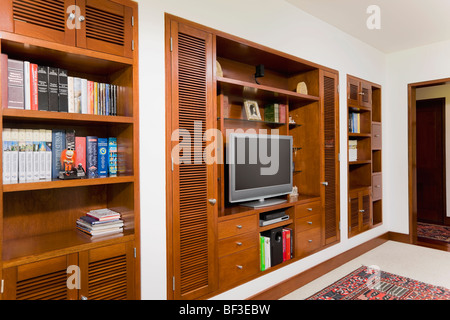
[[359, 209, 365, 213], [308, 240, 313, 243], [236, 265, 243, 269], [236, 225, 242, 229], [307, 221, 313, 225], [307, 208, 313, 211], [236, 242, 242, 246]]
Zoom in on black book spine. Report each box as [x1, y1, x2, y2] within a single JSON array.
[[48, 67, 59, 112], [58, 69, 68, 112], [37, 65, 49, 111]]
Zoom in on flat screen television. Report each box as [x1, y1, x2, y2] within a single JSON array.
[[227, 133, 293, 208]]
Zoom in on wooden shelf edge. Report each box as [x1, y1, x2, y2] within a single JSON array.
[[2, 108, 134, 124], [2, 229, 135, 268], [259, 219, 294, 232], [349, 160, 372, 165], [3, 176, 135, 193]]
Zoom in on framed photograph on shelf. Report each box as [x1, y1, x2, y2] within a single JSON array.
[[244, 100, 261, 120]]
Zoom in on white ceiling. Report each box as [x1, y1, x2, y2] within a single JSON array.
[[286, 0, 450, 53]]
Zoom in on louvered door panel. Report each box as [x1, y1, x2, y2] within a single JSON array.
[[347, 77, 359, 106], [7, 0, 76, 45], [321, 71, 340, 245], [361, 192, 372, 230], [170, 22, 216, 300], [2, 254, 78, 300], [360, 81, 372, 108], [349, 194, 359, 237], [76, 0, 134, 57], [79, 242, 135, 300]]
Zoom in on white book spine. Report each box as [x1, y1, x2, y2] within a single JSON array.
[[18, 129, 26, 183], [39, 129, 46, 180], [32, 129, 40, 182], [81, 78, 88, 114], [45, 129, 52, 181], [10, 129, 19, 184], [25, 129, 33, 182], [68, 76, 74, 113], [3, 128, 11, 184], [264, 236, 271, 269], [24, 61, 31, 110]]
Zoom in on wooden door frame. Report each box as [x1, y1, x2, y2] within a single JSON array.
[[408, 77, 450, 244]]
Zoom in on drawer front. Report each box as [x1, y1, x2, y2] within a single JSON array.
[[218, 215, 257, 239], [296, 214, 322, 233], [372, 123, 381, 150], [296, 201, 321, 219], [372, 174, 382, 201], [219, 246, 259, 287], [296, 228, 322, 257], [218, 232, 258, 258]]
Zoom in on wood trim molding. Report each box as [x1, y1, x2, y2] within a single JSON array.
[[247, 232, 403, 300]]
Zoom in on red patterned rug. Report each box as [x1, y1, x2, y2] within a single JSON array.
[[417, 222, 450, 243], [306, 266, 450, 300]]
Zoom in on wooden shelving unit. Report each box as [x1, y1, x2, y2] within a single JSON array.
[[347, 75, 382, 238], [0, 0, 139, 300]]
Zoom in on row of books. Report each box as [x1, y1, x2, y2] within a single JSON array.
[[2, 128, 118, 184], [264, 103, 286, 123], [76, 208, 123, 237], [260, 228, 293, 271], [1, 54, 120, 116], [349, 139, 358, 162], [349, 112, 361, 133]]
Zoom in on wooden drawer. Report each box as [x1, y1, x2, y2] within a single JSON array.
[[296, 214, 322, 233], [296, 201, 321, 219], [372, 173, 382, 201], [219, 246, 259, 287], [372, 123, 381, 150], [218, 215, 257, 239], [218, 232, 258, 258], [296, 228, 322, 257]]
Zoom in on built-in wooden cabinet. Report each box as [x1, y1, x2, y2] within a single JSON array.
[[0, 0, 140, 300], [347, 75, 382, 237], [166, 14, 340, 300]]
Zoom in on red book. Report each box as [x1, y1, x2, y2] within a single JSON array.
[[30, 63, 38, 110], [285, 228, 291, 261], [88, 80, 94, 114], [75, 136, 86, 171], [1, 54, 7, 109], [282, 229, 287, 261], [279, 104, 286, 123]]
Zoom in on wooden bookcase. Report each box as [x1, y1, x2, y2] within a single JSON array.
[[0, 0, 140, 300], [166, 14, 340, 300], [347, 75, 382, 237]]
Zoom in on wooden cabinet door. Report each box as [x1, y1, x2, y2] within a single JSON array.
[[167, 20, 217, 300], [348, 192, 360, 238], [347, 77, 360, 106], [78, 242, 135, 300], [348, 188, 372, 237], [321, 70, 340, 245], [360, 81, 372, 108], [76, 0, 134, 57], [2, 254, 78, 300], [0, 0, 76, 45]]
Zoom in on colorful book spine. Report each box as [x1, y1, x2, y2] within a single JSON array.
[[1, 54, 8, 109], [81, 78, 88, 114], [18, 129, 26, 183], [10, 128, 19, 184], [32, 129, 40, 181], [52, 130, 66, 179], [58, 69, 68, 112], [108, 137, 117, 177], [25, 129, 33, 182], [86, 136, 98, 178], [8, 59, 25, 109], [68, 76, 74, 113], [75, 136, 86, 172], [24, 61, 31, 110], [97, 138, 108, 178], [48, 67, 59, 112], [37, 65, 48, 111], [260, 236, 265, 271], [94, 82, 98, 115], [88, 81, 94, 114], [73, 77, 81, 114], [3, 128, 11, 184], [30, 63, 38, 110]]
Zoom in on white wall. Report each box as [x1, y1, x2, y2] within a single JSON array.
[[136, 0, 388, 300], [415, 84, 450, 217], [386, 40, 450, 233]]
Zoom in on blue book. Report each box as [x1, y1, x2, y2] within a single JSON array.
[[105, 84, 110, 116], [97, 138, 108, 178], [108, 137, 117, 177], [51, 129, 65, 179], [86, 136, 98, 178]]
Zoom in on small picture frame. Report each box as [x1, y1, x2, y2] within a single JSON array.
[[244, 100, 261, 120]]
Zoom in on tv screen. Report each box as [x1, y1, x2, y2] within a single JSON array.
[[228, 133, 293, 207]]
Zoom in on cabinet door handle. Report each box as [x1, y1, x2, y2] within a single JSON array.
[[308, 240, 313, 243], [359, 209, 365, 213], [359, 92, 365, 95], [236, 242, 242, 246], [208, 199, 216, 205], [307, 221, 313, 225], [321, 181, 328, 186], [79, 15, 85, 22], [236, 225, 242, 229], [374, 134, 380, 137], [375, 185, 381, 188], [236, 265, 243, 269], [307, 208, 313, 211]]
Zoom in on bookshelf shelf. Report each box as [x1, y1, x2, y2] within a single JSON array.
[[348, 133, 371, 138], [220, 117, 286, 127], [259, 218, 294, 232], [3, 176, 134, 193]]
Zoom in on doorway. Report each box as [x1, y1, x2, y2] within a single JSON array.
[[408, 80, 450, 250]]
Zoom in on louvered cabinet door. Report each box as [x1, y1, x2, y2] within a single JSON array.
[[320, 70, 340, 245], [360, 81, 372, 108], [168, 21, 217, 300], [347, 77, 360, 106], [2, 254, 78, 300], [76, 0, 134, 57], [1, 0, 76, 45], [79, 242, 135, 300], [361, 191, 372, 231], [348, 192, 360, 238]]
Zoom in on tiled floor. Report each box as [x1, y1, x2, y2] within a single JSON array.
[[281, 240, 450, 300]]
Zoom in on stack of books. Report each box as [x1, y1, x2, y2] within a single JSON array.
[[76, 208, 123, 237]]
